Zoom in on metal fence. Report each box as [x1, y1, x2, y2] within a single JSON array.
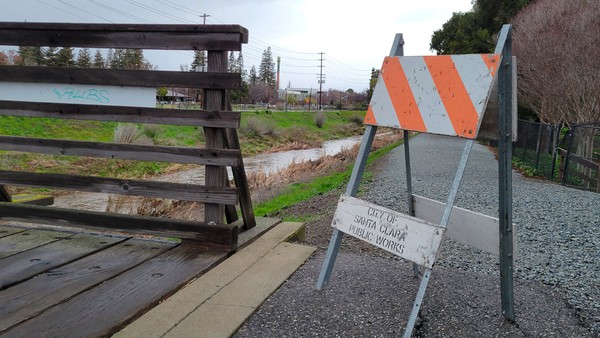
[[513, 120, 600, 192], [559, 123, 600, 192], [513, 120, 562, 180]]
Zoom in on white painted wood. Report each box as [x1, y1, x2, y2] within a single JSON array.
[[0, 82, 155, 107], [412, 194, 517, 257], [332, 195, 445, 268]]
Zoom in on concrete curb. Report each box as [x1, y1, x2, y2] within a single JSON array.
[[115, 221, 315, 338]]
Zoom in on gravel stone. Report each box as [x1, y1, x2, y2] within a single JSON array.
[[235, 133, 599, 337]]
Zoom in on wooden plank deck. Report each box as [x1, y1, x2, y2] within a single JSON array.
[[0, 218, 281, 338]]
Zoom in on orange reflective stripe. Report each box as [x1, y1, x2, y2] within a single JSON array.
[[364, 105, 377, 125], [424, 55, 479, 138], [481, 54, 500, 77], [382, 57, 426, 132]]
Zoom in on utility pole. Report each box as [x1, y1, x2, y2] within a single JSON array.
[[199, 13, 210, 24], [317, 52, 325, 110], [276, 56, 281, 91]]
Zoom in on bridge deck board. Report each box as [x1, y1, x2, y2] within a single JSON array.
[[0, 224, 227, 337]]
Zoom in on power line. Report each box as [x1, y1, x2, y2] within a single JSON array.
[[85, 0, 154, 23], [36, 0, 95, 22], [327, 54, 372, 72], [155, 0, 209, 18], [32, 1, 368, 89], [124, 0, 197, 24]]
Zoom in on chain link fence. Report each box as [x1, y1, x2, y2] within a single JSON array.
[[513, 120, 600, 192], [513, 120, 562, 180]]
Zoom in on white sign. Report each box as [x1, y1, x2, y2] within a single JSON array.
[[332, 195, 445, 268], [412, 194, 517, 257], [0, 82, 156, 107]]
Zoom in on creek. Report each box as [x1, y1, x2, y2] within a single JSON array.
[[52, 135, 365, 211]]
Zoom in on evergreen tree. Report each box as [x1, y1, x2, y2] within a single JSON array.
[[76, 48, 92, 68], [431, 0, 532, 54], [92, 50, 105, 68], [227, 52, 248, 103], [249, 65, 258, 85], [110, 48, 126, 69], [367, 68, 380, 101], [123, 49, 146, 70], [44, 47, 59, 67], [430, 12, 494, 54], [16, 46, 44, 66], [56, 47, 75, 67], [106, 49, 114, 68], [191, 50, 206, 72], [228, 51, 236, 72], [258, 47, 276, 87], [237, 52, 246, 81]]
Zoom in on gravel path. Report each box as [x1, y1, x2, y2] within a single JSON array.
[[236, 133, 599, 337]]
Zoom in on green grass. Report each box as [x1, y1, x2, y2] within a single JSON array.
[[253, 138, 403, 217], [241, 110, 364, 139], [0, 110, 367, 182], [0, 116, 116, 141]]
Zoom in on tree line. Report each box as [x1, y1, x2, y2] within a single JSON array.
[[0, 45, 370, 109], [430, 0, 599, 168], [0, 46, 153, 70], [430, 0, 599, 128]]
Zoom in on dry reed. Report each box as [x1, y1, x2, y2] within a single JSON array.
[[107, 130, 403, 220]]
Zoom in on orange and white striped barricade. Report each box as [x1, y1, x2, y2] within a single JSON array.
[[318, 24, 516, 338]]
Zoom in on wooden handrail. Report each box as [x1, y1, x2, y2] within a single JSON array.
[[0, 66, 241, 89], [0, 203, 238, 251], [0, 101, 240, 128], [0, 171, 239, 204], [0, 22, 248, 50]]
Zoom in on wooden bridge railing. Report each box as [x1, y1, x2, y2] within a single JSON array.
[[0, 22, 255, 251]]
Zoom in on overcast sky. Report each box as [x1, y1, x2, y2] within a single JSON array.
[[1, 0, 473, 92]]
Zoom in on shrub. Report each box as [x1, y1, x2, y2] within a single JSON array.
[[330, 123, 363, 137], [241, 116, 278, 137], [314, 111, 326, 128], [143, 124, 162, 139], [348, 114, 364, 125], [113, 124, 153, 145]]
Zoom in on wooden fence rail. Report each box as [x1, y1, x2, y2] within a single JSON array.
[[559, 148, 600, 192], [0, 22, 255, 250]]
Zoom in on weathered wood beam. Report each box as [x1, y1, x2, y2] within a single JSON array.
[[0, 136, 241, 166], [0, 23, 248, 50], [0, 66, 240, 89], [0, 203, 238, 251], [0, 171, 238, 205], [0, 101, 240, 128], [226, 127, 256, 229], [203, 50, 229, 225]]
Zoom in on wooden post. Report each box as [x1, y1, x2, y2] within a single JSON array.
[[204, 51, 228, 224], [225, 97, 256, 229], [225, 128, 256, 229], [0, 185, 11, 202]]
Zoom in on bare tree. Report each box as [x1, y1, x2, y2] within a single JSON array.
[[0, 51, 8, 65], [513, 0, 599, 164], [513, 0, 600, 126], [248, 82, 271, 104]]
